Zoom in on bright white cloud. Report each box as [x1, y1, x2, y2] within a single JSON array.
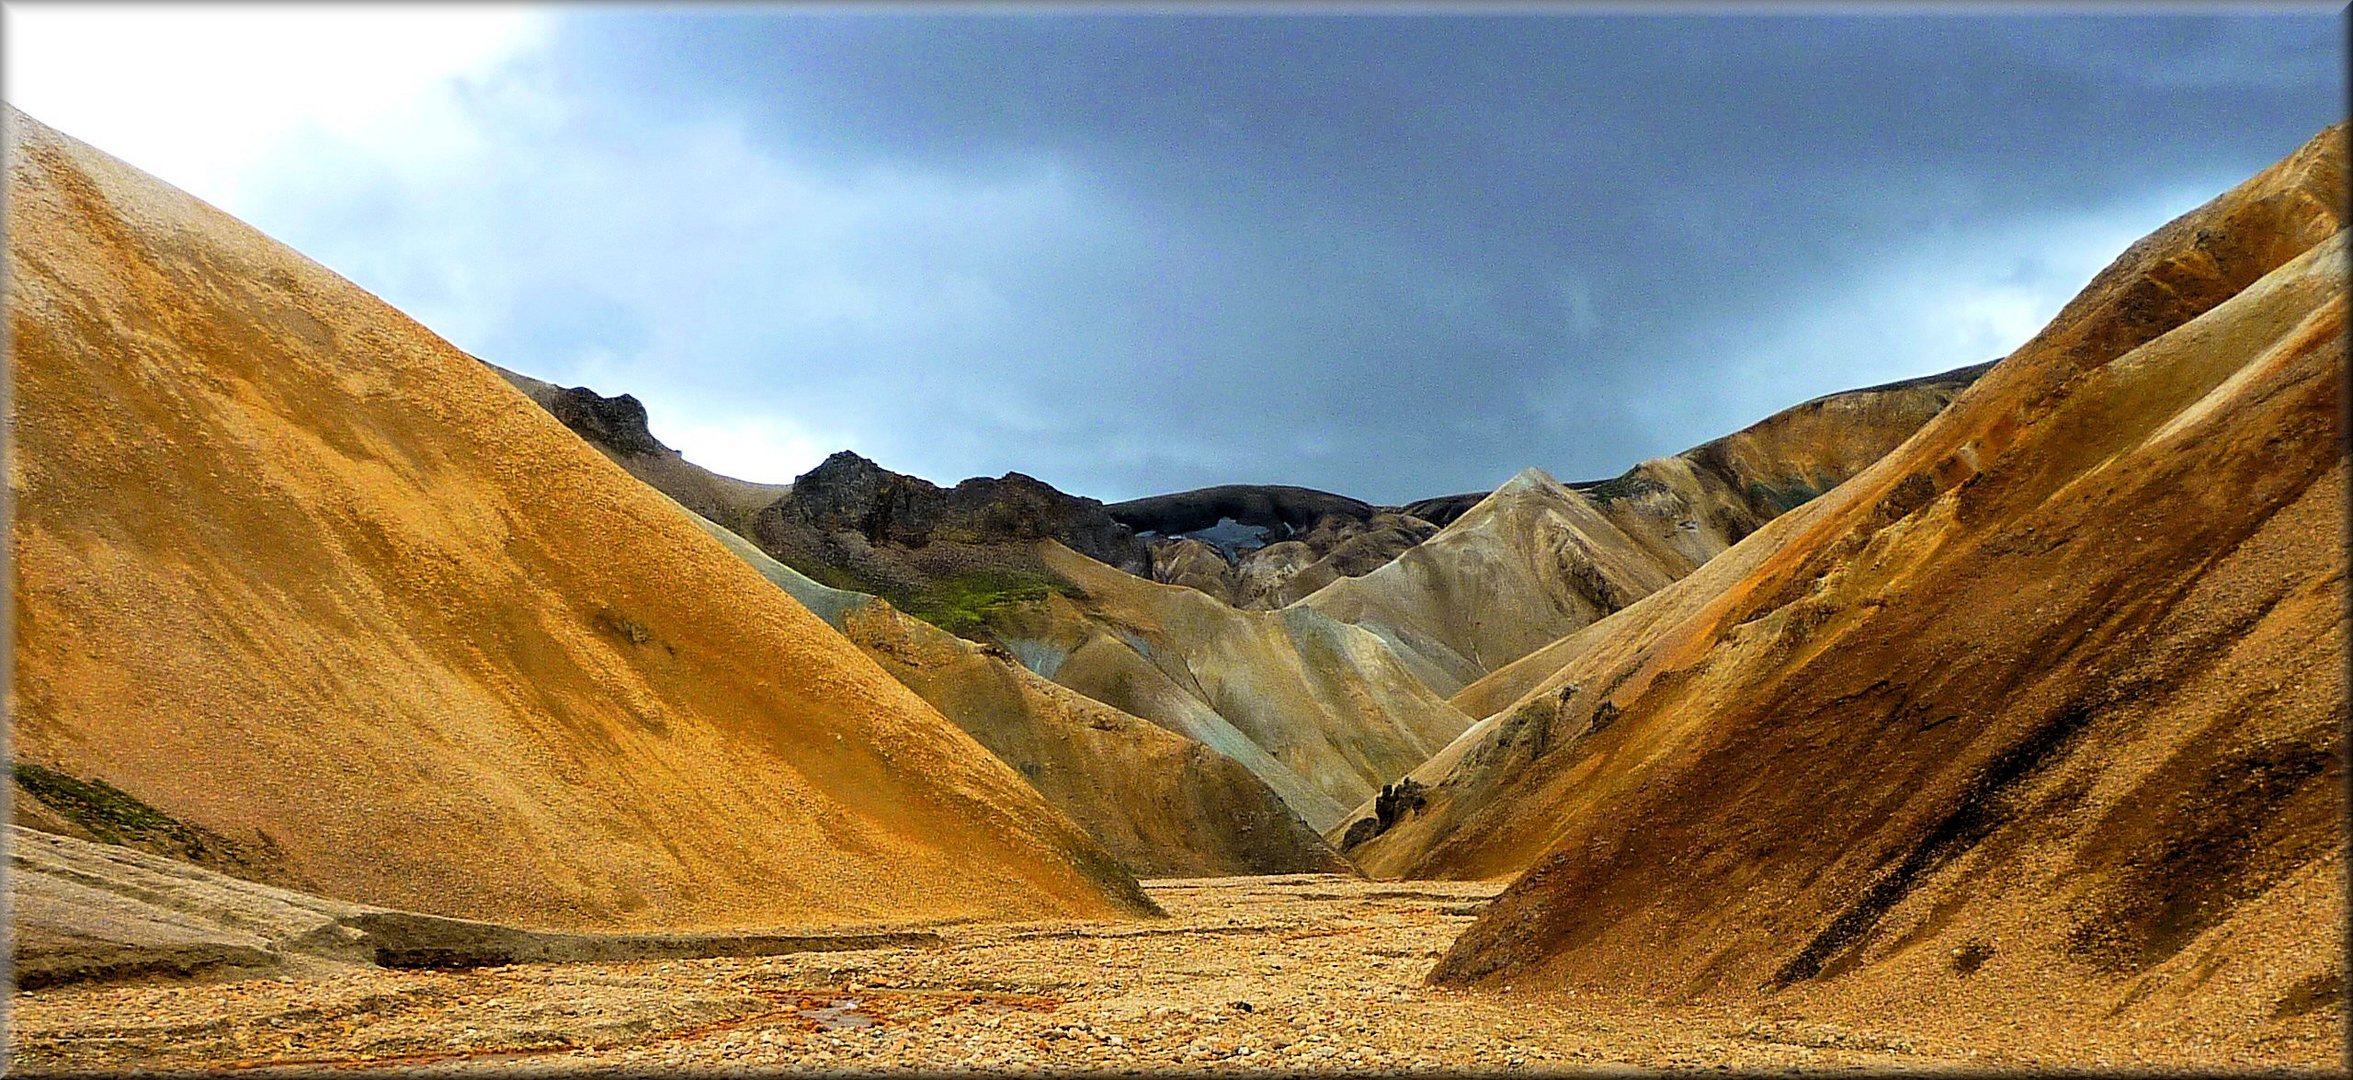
[[2, 1, 885, 484], [194, 40, 1126, 489], [2, 1, 546, 209], [659, 414, 839, 487]]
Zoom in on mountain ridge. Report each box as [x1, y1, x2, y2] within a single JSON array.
[[1294, 359, 1991, 705]]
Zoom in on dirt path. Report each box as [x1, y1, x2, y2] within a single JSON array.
[[4, 875, 2108, 1073]]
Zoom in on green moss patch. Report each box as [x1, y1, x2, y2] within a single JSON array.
[[1575, 472, 1667, 506], [13, 763, 233, 861], [899, 570, 1073, 640]]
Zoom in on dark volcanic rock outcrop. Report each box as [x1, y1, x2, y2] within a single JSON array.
[[544, 384, 669, 456], [749, 451, 1149, 616], [776, 451, 1146, 569], [1395, 492, 1487, 527], [491, 365, 791, 534], [1111, 486, 1446, 609], [1109, 484, 1381, 540]]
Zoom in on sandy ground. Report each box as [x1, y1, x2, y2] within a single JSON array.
[[1, 873, 2190, 1076]]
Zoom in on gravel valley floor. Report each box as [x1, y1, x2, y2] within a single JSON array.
[[8, 874, 2332, 1075]]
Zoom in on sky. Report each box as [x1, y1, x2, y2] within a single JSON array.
[[5, 4, 2343, 504]]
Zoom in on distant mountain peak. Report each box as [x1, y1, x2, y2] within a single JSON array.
[[1496, 466, 1565, 495]]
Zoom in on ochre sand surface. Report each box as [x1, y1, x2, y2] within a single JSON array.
[[15, 873, 2275, 1076], [5, 103, 1150, 930]]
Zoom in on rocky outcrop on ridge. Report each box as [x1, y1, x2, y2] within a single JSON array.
[[490, 365, 790, 534], [1109, 486, 1448, 609], [540, 381, 668, 456], [747, 450, 1150, 621]]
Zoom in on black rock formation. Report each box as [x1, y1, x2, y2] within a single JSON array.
[[748, 452, 1152, 605], [544, 386, 670, 457], [1107, 484, 1379, 541]]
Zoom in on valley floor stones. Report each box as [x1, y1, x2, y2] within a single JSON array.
[[15, 874, 2325, 1075]]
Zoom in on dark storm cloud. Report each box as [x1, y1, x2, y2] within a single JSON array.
[[281, 11, 2346, 503]]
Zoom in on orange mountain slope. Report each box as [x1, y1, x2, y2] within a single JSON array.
[[6, 105, 1154, 932], [1391, 124, 2345, 1062]]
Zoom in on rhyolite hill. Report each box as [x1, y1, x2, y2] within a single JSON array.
[[489, 353, 1984, 840], [1400, 122, 2349, 1058], [7, 103, 1156, 935], [8, 100, 2340, 1071]]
